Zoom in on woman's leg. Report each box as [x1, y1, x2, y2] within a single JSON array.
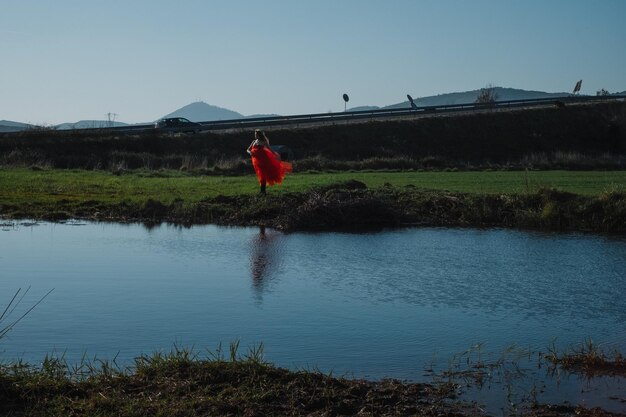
[[260, 179, 266, 194]]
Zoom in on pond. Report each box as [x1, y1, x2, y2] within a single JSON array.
[[1, 221, 625, 412]]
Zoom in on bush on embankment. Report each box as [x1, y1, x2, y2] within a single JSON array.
[[2, 182, 624, 233], [1, 102, 625, 171]]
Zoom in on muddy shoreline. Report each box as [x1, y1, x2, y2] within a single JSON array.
[[1, 181, 625, 234]]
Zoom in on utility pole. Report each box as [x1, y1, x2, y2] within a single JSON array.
[[106, 112, 118, 128]]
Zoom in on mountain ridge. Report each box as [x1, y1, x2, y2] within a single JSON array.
[[0, 120, 33, 132], [162, 101, 243, 122], [3, 87, 623, 130], [354, 87, 573, 111], [56, 120, 129, 130]]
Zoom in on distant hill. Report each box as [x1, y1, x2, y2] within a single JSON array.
[[56, 120, 129, 130], [0, 120, 33, 132], [162, 101, 243, 122], [1, 119, 128, 132], [384, 87, 572, 109]]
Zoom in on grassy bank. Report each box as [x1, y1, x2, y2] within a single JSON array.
[[1, 348, 623, 417], [1, 169, 625, 232], [0, 349, 457, 417]]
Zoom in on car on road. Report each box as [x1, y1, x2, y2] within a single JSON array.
[[154, 117, 202, 134]]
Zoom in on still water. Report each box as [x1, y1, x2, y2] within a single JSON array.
[[1, 221, 625, 410]]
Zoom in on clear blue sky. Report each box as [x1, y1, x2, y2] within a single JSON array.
[[2, 0, 625, 124]]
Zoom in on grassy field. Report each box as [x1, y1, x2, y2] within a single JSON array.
[[1, 168, 624, 232], [1, 168, 624, 205]]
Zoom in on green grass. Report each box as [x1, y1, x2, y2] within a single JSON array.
[[1, 168, 624, 206], [293, 170, 626, 196], [1, 168, 624, 233], [0, 346, 458, 417]]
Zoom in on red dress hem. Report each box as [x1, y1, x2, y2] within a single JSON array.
[[250, 145, 292, 186]]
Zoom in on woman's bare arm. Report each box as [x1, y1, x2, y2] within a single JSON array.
[[246, 140, 256, 155]]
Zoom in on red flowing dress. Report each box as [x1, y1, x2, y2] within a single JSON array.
[[250, 145, 292, 186]]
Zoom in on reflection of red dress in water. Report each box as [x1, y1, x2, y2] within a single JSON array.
[[250, 145, 292, 186]]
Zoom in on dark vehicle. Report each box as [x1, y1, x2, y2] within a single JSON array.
[[154, 117, 202, 134]]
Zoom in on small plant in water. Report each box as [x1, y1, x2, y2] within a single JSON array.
[[0, 287, 54, 340], [543, 338, 626, 377], [436, 343, 550, 415]]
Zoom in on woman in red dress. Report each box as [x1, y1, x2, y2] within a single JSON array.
[[246, 129, 292, 194]]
